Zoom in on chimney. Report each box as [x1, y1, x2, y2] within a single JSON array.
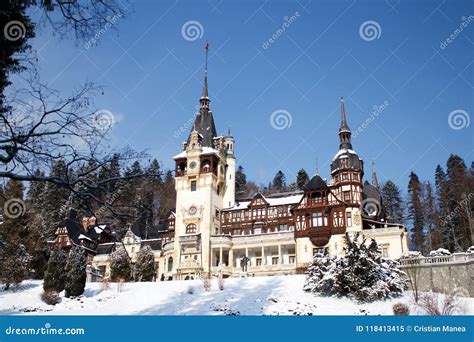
[[82, 217, 89, 231]]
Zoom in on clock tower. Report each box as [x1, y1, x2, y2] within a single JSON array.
[[172, 46, 235, 280]]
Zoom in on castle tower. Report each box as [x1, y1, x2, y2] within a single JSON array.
[[223, 129, 236, 209], [330, 97, 364, 232], [172, 43, 235, 279]]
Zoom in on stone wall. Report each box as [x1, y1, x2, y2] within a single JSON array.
[[400, 253, 474, 297]]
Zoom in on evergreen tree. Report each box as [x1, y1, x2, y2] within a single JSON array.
[[235, 165, 248, 198], [423, 181, 441, 251], [134, 245, 156, 281], [434, 164, 450, 249], [64, 246, 86, 297], [303, 233, 407, 302], [296, 168, 309, 190], [0, 242, 31, 290], [41, 160, 70, 237], [272, 170, 286, 190], [43, 248, 67, 292], [110, 247, 131, 281], [407, 172, 426, 253], [380, 180, 404, 223], [445, 154, 471, 250]]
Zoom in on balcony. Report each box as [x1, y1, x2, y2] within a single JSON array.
[[210, 235, 233, 248], [230, 231, 295, 246]]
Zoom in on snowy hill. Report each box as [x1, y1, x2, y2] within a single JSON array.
[[1, 275, 472, 315]]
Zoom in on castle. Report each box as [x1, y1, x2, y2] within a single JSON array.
[[53, 52, 409, 281]]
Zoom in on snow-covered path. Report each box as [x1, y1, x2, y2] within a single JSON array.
[[1, 275, 471, 315]]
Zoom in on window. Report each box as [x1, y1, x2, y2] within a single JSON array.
[[131, 247, 135, 253], [186, 224, 197, 234], [342, 173, 348, 181], [190, 180, 197, 191], [311, 212, 327, 227], [272, 257, 279, 265], [167, 257, 173, 272], [381, 247, 389, 258], [256, 258, 262, 266], [278, 224, 288, 231], [346, 212, 352, 227], [343, 191, 350, 202], [289, 255, 296, 264]]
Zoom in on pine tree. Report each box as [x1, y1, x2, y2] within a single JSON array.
[[296, 168, 309, 190], [445, 154, 471, 251], [41, 160, 70, 237], [43, 248, 67, 292], [434, 165, 450, 249], [380, 180, 404, 223], [0, 242, 31, 290], [110, 247, 131, 281], [272, 170, 286, 190], [407, 172, 426, 253], [64, 246, 87, 297], [303, 233, 407, 302], [134, 245, 156, 281], [235, 165, 248, 198], [423, 181, 441, 251]]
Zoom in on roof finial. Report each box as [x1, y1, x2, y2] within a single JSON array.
[[371, 160, 379, 188], [315, 157, 319, 176]]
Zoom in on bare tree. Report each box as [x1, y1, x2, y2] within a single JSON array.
[[1, 72, 149, 216]]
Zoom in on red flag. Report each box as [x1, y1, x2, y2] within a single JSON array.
[[205, 40, 209, 50]]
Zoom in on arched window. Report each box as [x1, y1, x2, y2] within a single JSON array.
[[201, 160, 211, 173], [186, 223, 197, 234], [167, 257, 173, 272]]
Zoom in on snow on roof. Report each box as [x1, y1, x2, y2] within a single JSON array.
[[332, 148, 358, 161], [173, 147, 220, 160], [225, 193, 302, 211], [78, 234, 93, 241]]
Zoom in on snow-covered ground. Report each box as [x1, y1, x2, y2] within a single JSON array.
[[1, 275, 472, 315]]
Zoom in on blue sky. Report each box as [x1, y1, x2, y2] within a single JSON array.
[[22, 0, 473, 191]]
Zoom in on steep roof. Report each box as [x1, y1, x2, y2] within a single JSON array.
[[304, 175, 328, 191]]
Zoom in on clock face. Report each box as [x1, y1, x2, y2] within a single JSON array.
[[189, 206, 197, 215], [189, 161, 197, 169]]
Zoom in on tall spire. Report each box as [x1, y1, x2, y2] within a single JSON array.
[[339, 96, 350, 132], [187, 41, 217, 148], [371, 160, 379, 188], [200, 40, 209, 103], [338, 96, 352, 150]]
